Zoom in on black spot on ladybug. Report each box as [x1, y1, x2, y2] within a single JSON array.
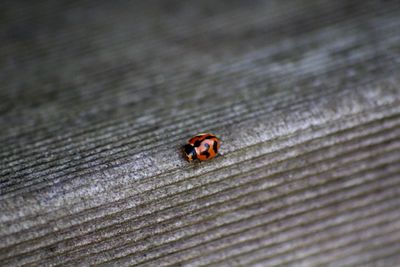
[[213, 141, 218, 153], [205, 135, 216, 139], [194, 139, 202, 147], [201, 151, 210, 158]]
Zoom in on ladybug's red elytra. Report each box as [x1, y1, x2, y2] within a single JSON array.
[[183, 133, 220, 162]]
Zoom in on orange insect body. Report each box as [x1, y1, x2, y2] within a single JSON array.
[[183, 133, 220, 162]]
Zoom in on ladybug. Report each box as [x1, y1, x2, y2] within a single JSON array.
[[183, 133, 221, 162]]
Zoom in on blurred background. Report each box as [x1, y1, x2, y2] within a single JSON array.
[[1, 1, 400, 266]]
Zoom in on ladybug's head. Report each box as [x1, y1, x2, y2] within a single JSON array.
[[183, 144, 197, 162]]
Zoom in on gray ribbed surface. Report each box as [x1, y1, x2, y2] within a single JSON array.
[[1, 0, 400, 266]]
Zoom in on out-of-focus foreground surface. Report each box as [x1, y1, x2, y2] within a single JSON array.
[[1, 0, 400, 266]]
